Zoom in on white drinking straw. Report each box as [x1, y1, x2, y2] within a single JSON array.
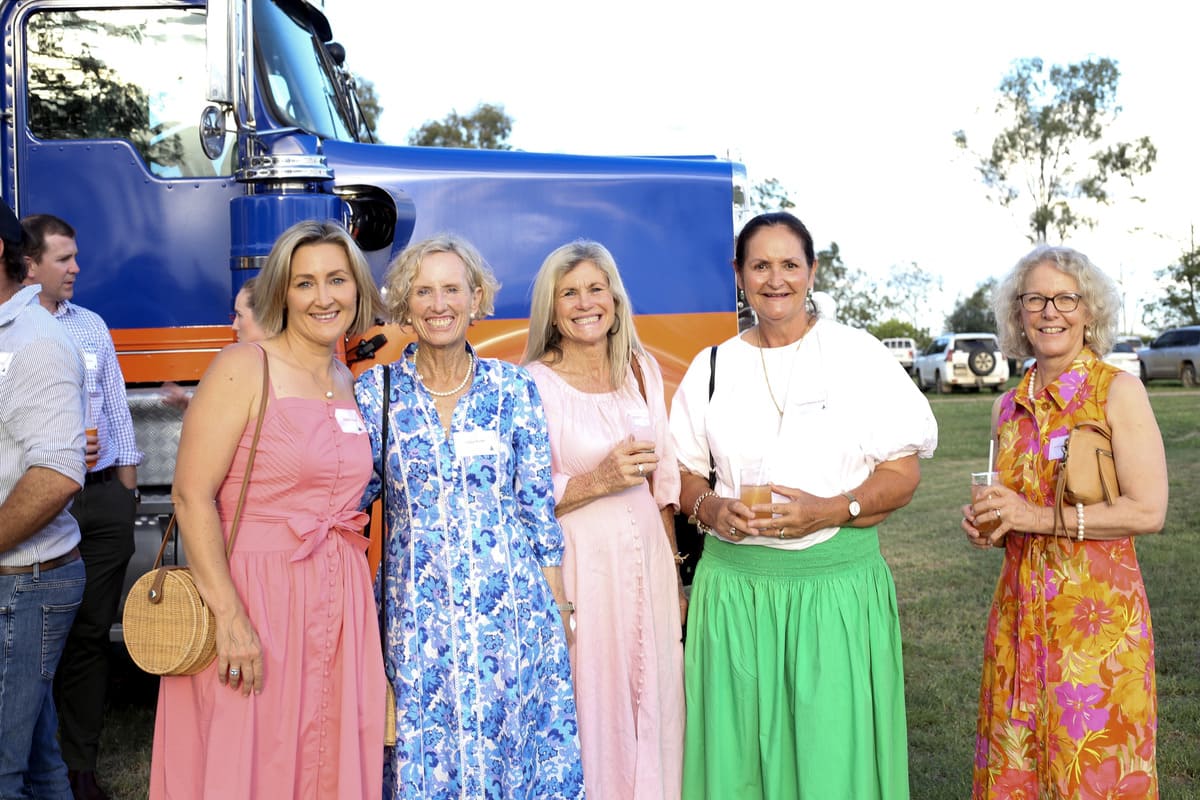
[[988, 438, 995, 483]]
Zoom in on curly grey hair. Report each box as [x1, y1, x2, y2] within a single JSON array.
[[992, 245, 1120, 360]]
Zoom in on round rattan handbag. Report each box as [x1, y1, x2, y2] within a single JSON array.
[[123, 349, 270, 676]]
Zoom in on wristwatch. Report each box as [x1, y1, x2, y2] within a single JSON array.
[[132, 487, 141, 505], [842, 491, 861, 521]]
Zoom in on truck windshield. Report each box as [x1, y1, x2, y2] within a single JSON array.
[[255, 0, 356, 141]]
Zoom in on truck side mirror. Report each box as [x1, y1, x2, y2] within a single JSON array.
[[199, 105, 229, 161]]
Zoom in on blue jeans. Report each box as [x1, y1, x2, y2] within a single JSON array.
[[0, 558, 85, 800]]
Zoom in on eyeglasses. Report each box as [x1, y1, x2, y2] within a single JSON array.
[[1018, 292, 1082, 313]]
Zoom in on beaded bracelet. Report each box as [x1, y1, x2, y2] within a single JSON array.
[[557, 601, 575, 614], [1075, 502, 1085, 542]]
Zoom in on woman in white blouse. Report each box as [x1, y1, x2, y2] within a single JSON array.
[[669, 211, 938, 799]]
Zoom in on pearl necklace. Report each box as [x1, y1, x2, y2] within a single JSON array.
[[757, 320, 814, 418], [1027, 365, 1037, 403], [417, 352, 475, 397]]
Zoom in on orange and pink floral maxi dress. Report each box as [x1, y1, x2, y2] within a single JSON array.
[[973, 355, 1157, 799]]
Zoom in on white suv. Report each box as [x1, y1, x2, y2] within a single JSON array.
[[915, 333, 1009, 393], [881, 337, 917, 374]]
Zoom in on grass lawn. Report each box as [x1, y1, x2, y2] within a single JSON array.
[[98, 388, 1199, 799]]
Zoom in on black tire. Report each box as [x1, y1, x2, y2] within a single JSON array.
[[968, 348, 997, 376], [934, 370, 950, 394], [1140, 362, 1149, 384], [1182, 363, 1197, 388]]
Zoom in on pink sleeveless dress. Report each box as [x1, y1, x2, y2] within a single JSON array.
[[149, 384, 386, 800]]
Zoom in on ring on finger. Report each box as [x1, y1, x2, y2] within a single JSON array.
[[995, 508, 1002, 521], [229, 667, 241, 677], [729, 526, 737, 537], [779, 528, 788, 539], [637, 463, 644, 475]]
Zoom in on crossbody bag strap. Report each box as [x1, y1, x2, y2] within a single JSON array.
[[149, 345, 271, 568], [223, 345, 271, 557]]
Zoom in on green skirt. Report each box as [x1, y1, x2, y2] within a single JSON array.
[[682, 530, 909, 800]]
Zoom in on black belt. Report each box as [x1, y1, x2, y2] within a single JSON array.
[[0, 546, 82, 575], [84, 466, 117, 485]]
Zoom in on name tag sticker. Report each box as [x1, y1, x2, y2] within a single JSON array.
[[334, 408, 367, 434], [1048, 434, 1068, 461], [83, 352, 98, 371], [0, 352, 12, 377], [454, 429, 501, 458]]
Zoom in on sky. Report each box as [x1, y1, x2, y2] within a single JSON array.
[[323, 0, 1199, 336]]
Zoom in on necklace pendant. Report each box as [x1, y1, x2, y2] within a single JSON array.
[[325, 390, 335, 400]]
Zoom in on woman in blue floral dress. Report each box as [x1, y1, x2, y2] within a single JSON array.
[[355, 234, 584, 799]]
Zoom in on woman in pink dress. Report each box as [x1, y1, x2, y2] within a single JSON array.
[[523, 240, 686, 799], [149, 220, 387, 799]]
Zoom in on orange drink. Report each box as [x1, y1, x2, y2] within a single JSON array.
[[971, 471, 1000, 534], [740, 483, 773, 519], [739, 459, 771, 520]]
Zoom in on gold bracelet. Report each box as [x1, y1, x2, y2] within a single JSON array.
[[689, 490, 718, 526], [673, 551, 688, 566]]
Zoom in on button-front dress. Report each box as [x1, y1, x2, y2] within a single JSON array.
[[355, 348, 584, 800], [974, 354, 1158, 798], [527, 357, 684, 800], [150, 381, 386, 800]]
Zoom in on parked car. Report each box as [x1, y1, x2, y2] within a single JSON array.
[[914, 333, 1009, 393], [882, 337, 917, 373], [1104, 341, 1141, 377], [1138, 325, 1200, 387], [1022, 343, 1142, 381]]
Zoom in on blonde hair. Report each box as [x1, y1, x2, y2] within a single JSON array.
[[252, 220, 382, 338], [522, 240, 642, 390], [382, 234, 499, 324]]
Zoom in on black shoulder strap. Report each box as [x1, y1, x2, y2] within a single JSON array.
[[381, 365, 391, 504], [707, 345, 717, 487], [365, 365, 392, 541]]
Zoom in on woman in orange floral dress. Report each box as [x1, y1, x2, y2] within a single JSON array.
[[961, 245, 1167, 799]]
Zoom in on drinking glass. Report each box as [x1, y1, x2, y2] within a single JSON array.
[[626, 410, 654, 452], [740, 459, 771, 520], [971, 471, 1000, 534]]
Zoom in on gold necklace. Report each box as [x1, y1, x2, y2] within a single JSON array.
[[757, 319, 814, 418]]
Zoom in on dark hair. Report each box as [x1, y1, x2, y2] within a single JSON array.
[[1, 235, 23, 283], [20, 214, 76, 264], [734, 211, 815, 269]]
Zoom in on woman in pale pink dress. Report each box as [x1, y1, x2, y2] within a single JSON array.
[[523, 240, 686, 799]]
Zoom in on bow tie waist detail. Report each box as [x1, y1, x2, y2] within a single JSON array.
[[287, 510, 371, 563]]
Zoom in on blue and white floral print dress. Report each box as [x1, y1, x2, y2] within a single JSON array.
[[355, 343, 585, 800]]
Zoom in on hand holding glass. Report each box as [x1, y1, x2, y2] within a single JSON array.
[[740, 460, 771, 520], [971, 471, 1000, 534], [85, 397, 99, 469], [626, 410, 654, 452]]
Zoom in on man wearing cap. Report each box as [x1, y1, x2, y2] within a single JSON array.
[[22, 214, 142, 800], [0, 199, 89, 797]]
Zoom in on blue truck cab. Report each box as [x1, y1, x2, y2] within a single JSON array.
[[1, 0, 743, 627]]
